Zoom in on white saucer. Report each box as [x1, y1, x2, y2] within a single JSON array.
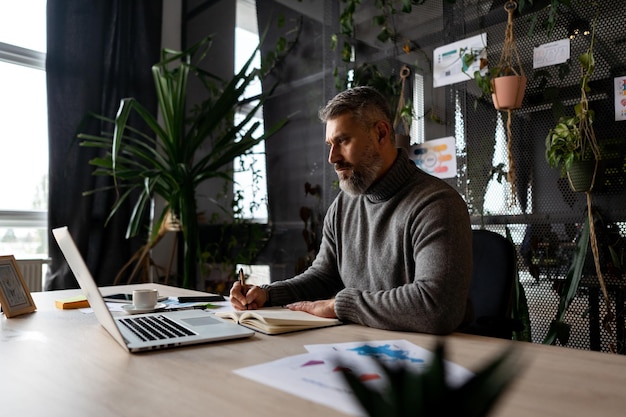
[[121, 303, 167, 314]]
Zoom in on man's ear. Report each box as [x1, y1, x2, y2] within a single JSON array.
[[374, 120, 392, 144]]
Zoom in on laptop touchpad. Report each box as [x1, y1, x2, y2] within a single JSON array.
[[182, 316, 221, 326]]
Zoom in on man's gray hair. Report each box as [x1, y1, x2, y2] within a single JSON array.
[[318, 86, 394, 135]]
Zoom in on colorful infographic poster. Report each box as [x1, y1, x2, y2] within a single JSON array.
[[409, 136, 457, 179], [615, 76, 626, 121]]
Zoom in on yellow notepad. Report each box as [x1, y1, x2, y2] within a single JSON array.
[[55, 295, 90, 309], [215, 307, 341, 335]]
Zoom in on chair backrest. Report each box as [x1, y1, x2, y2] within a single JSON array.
[[467, 229, 517, 339]]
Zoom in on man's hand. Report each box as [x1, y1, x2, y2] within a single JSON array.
[[286, 299, 337, 318], [229, 282, 268, 310]]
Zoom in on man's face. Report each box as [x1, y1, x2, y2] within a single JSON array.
[[325, 113, 384, 196]]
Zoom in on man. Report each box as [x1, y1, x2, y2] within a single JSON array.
[[230, 86, 473, 334]]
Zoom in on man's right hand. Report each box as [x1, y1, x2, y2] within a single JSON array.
[[229, 282, 268, 310]]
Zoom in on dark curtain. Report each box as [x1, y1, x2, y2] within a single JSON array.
[[45, 0, 163, 289]]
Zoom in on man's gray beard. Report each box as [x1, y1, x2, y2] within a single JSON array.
[[338, 152, 383, 196]]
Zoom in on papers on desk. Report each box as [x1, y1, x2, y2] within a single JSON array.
[[76, 297, 235, 314], [234, 339, 473, 416]]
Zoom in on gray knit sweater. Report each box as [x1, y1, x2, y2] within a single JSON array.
[[263, 149, 473, 334]]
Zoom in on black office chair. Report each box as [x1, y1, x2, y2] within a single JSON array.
[[465, 229, 522, 339]]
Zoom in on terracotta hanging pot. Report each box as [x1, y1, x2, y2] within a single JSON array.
[[489, 0, 526, 205], [491, 75, 527, 110]]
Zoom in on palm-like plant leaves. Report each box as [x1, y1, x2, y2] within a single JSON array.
[[79, 32, 294, 288], [543, 215, 591, 346]]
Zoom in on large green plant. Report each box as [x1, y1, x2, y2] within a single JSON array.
[[79, 33, 295, 288]]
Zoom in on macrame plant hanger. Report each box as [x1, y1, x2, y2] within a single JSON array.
[[394, 65, 411, 136], [495, 0, 526, 206]]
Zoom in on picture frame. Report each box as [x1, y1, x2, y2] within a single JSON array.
[[0, 255, 37, 317]]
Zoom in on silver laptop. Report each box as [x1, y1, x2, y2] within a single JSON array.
[[52, 226, 254, 353]]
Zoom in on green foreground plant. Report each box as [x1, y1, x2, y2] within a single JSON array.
[[340, 341, 519, 417], [79, 27, 297, 288]]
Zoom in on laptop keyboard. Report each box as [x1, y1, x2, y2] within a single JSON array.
[[118, 315, 197, 342]]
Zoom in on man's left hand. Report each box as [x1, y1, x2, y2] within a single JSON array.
[[286, 299, 336, 318]]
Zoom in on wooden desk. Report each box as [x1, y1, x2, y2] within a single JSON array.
[[2, 284, 626, 417]]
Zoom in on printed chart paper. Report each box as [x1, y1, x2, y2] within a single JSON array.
[[434, 33, 486, 88], [533, 39, 570, 69], [234, 339, 473, 416]]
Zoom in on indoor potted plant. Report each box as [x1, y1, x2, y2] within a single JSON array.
[[78, 31, 297, 289], [545, 3, 601, 193], [463, 0, 526, 206], [544, 1, 613, 348], [467, 0, 527, 111]]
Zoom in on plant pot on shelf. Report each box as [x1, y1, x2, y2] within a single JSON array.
[[567, 159, 601, 193], [491, 75, 527, 110]]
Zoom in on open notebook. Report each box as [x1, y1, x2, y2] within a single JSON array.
[[52, 226, 254, 352], [215, 307, 342, 335]]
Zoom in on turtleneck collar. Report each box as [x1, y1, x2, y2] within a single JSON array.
[[365, 148, 417, 203]]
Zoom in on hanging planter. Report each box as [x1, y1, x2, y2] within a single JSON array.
[[566, 159, 600, 193], [544, 2, 614, 350], [492, 74, 527, 110], [460, 0, 528, 206], [492, 0, 526, 205], [491, 0, 527, 111], [393, 65, 413, 151]]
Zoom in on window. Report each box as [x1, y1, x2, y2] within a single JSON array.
[[234, 0, 268, 222], [234, 0, 271, 284], [410, 73, 425, 145], [0, 0, 48, 260]]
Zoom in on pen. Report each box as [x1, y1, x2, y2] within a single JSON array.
[[239, 268, 248, 309], [176, 295, 224, 303], [164, 304, 214, 312]]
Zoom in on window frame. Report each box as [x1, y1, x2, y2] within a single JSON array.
[[0, 41, 48, 258]]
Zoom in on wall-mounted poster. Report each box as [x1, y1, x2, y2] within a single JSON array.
[[433, 33, 486, 88], [533, 39, 570, 69], [615, 76, 626, 121], [409, 136, 456, 179]]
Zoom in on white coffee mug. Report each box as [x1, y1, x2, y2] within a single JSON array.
[[132, 289, 159, 309]]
